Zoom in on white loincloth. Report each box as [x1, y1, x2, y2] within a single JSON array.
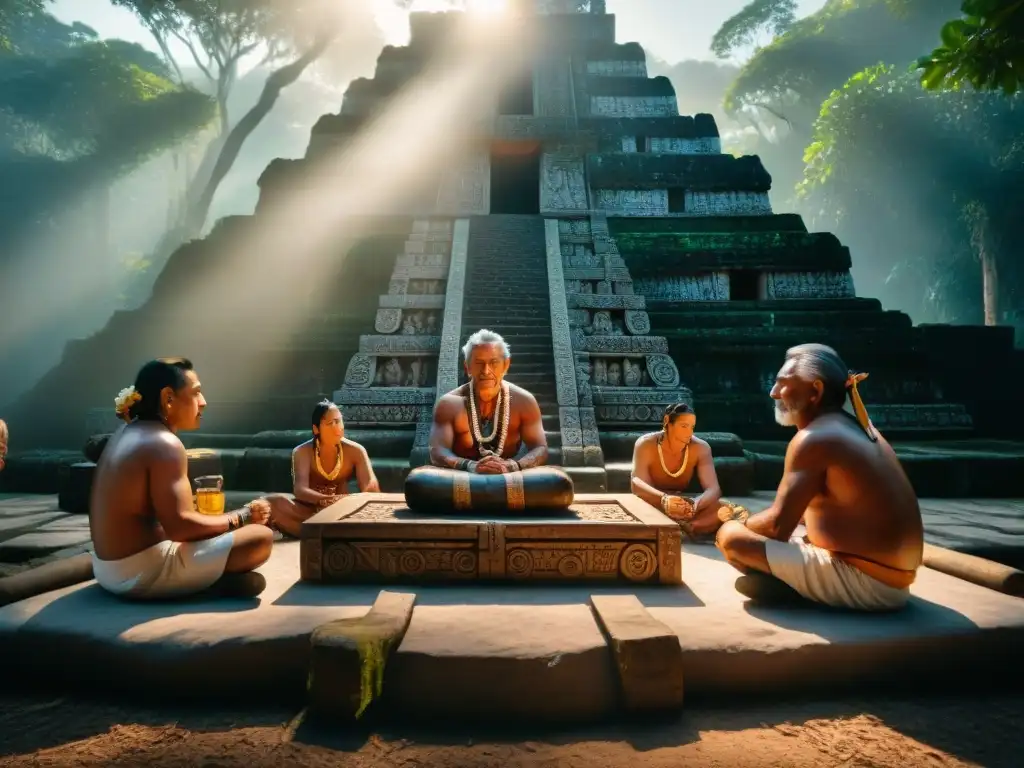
[[92, 533, 234, 599], [764, 536, 910, 611]]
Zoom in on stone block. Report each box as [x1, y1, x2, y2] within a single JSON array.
[[0, 511, 65, 533], [0, 530, 92, 563], [590, 594, 684, 712], [58, 462, 94, 515], [307, 590, 416, 720], [0, 452, 81, 494], [234, 448, 294, 493], [564, 466, 607, 493], [748, 451, 784, 490]]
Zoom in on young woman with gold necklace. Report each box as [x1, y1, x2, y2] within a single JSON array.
[[630, 402, 749, 540], [265, 400, 381, 538]]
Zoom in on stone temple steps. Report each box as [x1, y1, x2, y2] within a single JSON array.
[[462, 214, 563, 463]]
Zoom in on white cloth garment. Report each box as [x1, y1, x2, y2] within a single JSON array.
[[92, 532, 235, 599], [764, 536, 911, 611]]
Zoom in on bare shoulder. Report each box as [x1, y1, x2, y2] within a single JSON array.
[[342, 438, 370, 459], [292, 440, 313, 458], [633, 431, 659, 453], [434, 390, 467, 420], [788, 417, 851, 462], [508, 382, 540, 409], [691, 435, 713, 457], [142, 426, 186, 461]]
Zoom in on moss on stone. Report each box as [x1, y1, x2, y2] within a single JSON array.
[[587, 153, 771, 191], [608, 214, 807, 235]]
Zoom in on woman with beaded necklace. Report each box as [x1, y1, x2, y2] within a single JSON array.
[[266, 400, 380, 538], [630, 403, 748, 540]]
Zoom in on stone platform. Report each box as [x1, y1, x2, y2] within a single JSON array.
[[301, 493, 681, 585], [2, 539, 1023, 723]]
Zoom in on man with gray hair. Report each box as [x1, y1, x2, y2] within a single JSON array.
[[716, 343, 924, 611], [427, 328, 548, 474]]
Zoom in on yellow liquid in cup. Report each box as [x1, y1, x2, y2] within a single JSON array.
[[196, 487, 225, 515]]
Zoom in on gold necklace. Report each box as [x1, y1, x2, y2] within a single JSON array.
[[657, 437, 690, 478], [315, 439, 343, 481]]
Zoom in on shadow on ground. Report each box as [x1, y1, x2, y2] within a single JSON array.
[[2, 692, 1022, 767]]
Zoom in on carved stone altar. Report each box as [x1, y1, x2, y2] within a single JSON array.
[[300, 493, 681, 584]]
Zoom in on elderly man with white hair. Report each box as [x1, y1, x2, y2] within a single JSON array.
[[716, 343, 924, 611], [403, 329, 574, 515], [429, 328, 548, 474]]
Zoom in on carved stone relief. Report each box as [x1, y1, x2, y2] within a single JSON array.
[[368, 357, 434, 388], [379, 294, 446, 310], [558, 213, 690, 433], [335, 219, 454, 426], [648, 137, 722, 154], [587, 61, 647, 77], [558, 219, 592, 238], [544, 218, 579, 409], [624, 310, 650, 335], [435, 151, 490, 215], [594, 189, 669, 216], [683, 191, 772, 216], [633, 273, 729, 301], [344, 354, 375, 388], [375, 308, 402, 334], [589, 96, 678, 118], [435, 218, 470, 396], [360, 334, 441, 353], [765, 271, 856, 299], [540, 154, 589, 213]]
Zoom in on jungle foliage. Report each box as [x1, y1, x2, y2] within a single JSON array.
[[715, 0, 1023, 325]]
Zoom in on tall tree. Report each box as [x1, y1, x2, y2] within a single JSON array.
[[711, 0, 797, 60], [798, 63, 1024, 323], [918, 0, 1024, 94], [111, 0, 357, 241]]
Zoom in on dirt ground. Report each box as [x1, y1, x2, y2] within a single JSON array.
[[0, 692, 1020, 768]]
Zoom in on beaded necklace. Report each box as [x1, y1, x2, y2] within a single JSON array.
[[657, 436, 690, 479], [314, 439, 344, 481], [469, 380, 510, 457]]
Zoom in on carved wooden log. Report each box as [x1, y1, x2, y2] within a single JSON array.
[[404, 466, 574, 515], [0, 553, 94, 608]]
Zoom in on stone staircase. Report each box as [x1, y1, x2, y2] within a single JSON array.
[[462, 215, 565, 466]]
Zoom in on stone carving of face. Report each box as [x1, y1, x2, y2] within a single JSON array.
[[608, 362, 622, 386], [384, 358, 403, 386]]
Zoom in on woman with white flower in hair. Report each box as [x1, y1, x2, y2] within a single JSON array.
[[90, 358, 274, 599]]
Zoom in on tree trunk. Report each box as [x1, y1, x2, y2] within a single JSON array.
[[183, 35, 337, 238], [982, 244, 999, 326]]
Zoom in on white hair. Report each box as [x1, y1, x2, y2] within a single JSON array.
[[462, 329, 510, 361]]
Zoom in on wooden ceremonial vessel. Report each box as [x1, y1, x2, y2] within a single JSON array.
[[300, 493, 682, 585], [403, 466, 575, 515]]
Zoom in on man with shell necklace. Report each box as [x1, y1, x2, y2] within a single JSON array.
[[428, 329, 549, 475], [631, 402, 749, 539]]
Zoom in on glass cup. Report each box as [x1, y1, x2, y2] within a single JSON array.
[[195, 475, 225, 515]]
